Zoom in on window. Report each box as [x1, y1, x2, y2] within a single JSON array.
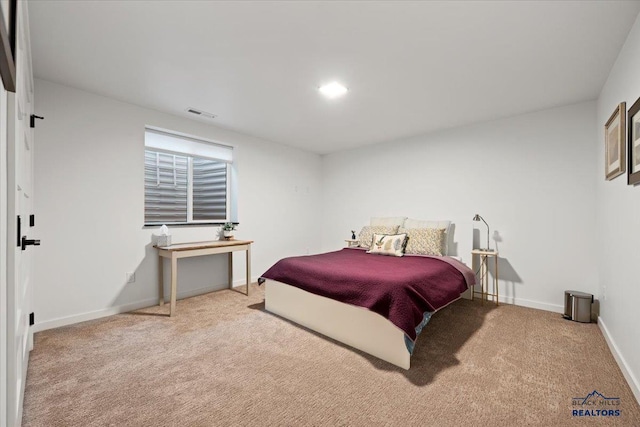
[[144, 128, 233, 225]]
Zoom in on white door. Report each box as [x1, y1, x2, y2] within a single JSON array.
[[1, 77, 9, 427], [6, 2, 36, 425]]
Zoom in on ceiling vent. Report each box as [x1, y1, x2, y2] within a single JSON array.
[[186, 108, 217, 119]]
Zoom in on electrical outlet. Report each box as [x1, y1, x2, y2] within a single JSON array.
[[602, 286, 607, 301], [126, 272, 136, 284]]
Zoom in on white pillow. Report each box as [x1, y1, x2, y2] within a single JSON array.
[[403, 218, 451, 233], [367, 233, 408, 257], [370, 217, 407, 227]]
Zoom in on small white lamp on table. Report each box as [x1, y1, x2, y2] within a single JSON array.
[[472, 214, 491, 250]]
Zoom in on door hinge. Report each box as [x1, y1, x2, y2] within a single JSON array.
[[30, 114, 44, 128], [29, 312, 34, 326], [29, 214, 35, 227]]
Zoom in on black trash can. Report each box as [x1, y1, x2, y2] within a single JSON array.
[[563, 290, 593, 323]]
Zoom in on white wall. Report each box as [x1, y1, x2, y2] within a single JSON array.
[[596, 13, 640, 401], [321, 101, 598, 313], [33, 79, 322, 329]]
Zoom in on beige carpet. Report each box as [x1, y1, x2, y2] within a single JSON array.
[[23, 284, 640, 426]]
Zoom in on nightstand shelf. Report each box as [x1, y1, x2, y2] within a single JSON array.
[[345, 239, 359, 248], [471, 249, 499, 305]]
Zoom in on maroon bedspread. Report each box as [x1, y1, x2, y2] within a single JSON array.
[[260, 248, 474, 341]]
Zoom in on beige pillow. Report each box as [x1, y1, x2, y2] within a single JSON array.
[[358, 225, 399, 249], [367, 233, 408, 257], [404, 228, 446, 256], [400, 219, 452, 254]]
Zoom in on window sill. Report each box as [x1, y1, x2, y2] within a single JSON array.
[[143, 222, 238, 228]]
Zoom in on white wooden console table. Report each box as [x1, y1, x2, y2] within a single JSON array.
[[155, 239, 253, 317]]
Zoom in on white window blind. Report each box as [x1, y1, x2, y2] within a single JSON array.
[[144, 151, 189, 223], [145, 128, 233, 163], [144, 129, 232, 224], [192, 157, 228, 221]]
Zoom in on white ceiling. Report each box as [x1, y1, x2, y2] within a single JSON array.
[[29, 1, 640, 154]]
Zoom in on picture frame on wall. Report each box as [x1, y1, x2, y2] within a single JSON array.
[[0, 0, 16, 92], [628, 96, 640, 186], [604, 102, 626, 181]]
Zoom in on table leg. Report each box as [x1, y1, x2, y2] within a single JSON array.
[[471, 253, 475, 301], [170, 254, 177, 317], [495, 255, 499, 306], [228, 252, 233, 290], [481, 255, 486, 305], [158, 255, 164, 306], [246, 245, 251, 296]]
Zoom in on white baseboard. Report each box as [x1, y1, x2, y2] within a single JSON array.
[[498, 295, 564, 313], [32, 277, 259, 333], [462, 289, 564, 313], [598, 317, 640, 405]]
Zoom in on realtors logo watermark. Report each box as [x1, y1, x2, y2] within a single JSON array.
[[572, 390, 621, 417]]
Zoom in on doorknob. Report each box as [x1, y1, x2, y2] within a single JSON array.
[[21, 236, 41, 251]]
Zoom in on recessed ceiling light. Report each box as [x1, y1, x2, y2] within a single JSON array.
[[319, 82, 348, 99]]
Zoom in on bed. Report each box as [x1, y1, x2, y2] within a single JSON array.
[[259, 245, 475, 370]]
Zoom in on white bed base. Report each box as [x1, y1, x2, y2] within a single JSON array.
[[264, 279, 411, 370]]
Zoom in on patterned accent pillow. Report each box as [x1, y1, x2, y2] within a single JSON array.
[[400, 219, 451, 254], [358, 225, 399, 249], [403, 228, 446, 256], [367, 233, 408, 257]]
